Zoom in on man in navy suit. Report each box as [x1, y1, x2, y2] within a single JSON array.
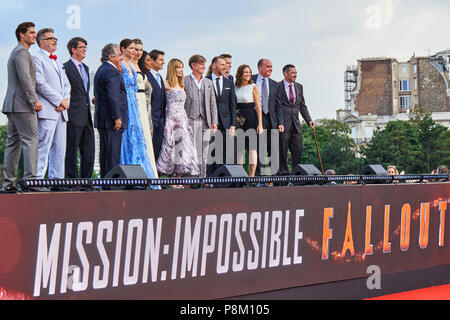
[[206, 56, 237, 174], [252, 58, 284, 176], [63, 37, 95, 179], [94, 43, 128, 178], [147, 49, 166, 161]]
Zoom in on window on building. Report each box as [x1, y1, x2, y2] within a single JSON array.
[[365, 126, 374, 139], [399, 80, 411, 92], [414, 78, 418, 90], [400, 96, 411, 109], [413, 64, 417, 73]]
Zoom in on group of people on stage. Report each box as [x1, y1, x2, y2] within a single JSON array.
[[1, 21, 315, 192]]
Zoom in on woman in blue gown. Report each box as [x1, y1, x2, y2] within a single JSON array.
[[119, 39, 157, 185]]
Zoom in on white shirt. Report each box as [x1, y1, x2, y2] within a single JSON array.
[[256, 74, 270, 95], [211, 73, 223, 96], [190, 73, 204, 90], [70, 57, 84, 78], [41, 48, 58, 71], [107, 61, 117, 69], [150, 69, 162, 87], [283, 80, 296, 104]]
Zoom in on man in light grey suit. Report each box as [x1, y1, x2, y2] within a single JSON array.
[[2, 22, 42, 192], [33, 28, 71, 179], [184, 54, 218, 177]]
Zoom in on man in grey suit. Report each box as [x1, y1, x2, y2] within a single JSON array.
[[184, 54, 218, 177], [2, 22, 42, 192], [33, 28, 71, 179]]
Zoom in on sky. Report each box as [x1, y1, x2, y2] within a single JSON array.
[[1, 0, 449, 125]]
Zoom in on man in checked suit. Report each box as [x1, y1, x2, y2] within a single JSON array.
[[206, 56, 237, 175], [33, 27, 71, 179], [184, 54, 218, 177], [2, 22, 42, 192], [277, 64, 315, 176], [63, 37, 95, 179], [252, 58, 284, 176]]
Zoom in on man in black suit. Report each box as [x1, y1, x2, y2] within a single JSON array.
[[147, 49, 166, 161], [206, 56, 237, 174], [93, 43, 128, 177], [252, 58, 284, 176], [277, 64, 314, 176], [221, 54, 233, 81], [63, 37, 95, 179]]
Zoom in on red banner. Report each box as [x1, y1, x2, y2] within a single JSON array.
[[0, 183, 449, 299]]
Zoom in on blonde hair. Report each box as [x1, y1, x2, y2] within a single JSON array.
[[166, 58, 184, 89], [387, 166, 399, 175]]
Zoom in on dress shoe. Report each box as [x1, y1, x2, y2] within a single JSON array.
[[50, 186, 72, 192], [1, 185, 19, 193], [27, 186, 50, 192]]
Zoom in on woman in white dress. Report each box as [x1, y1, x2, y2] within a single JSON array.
[[138, 50, 154, 137], [234, 64, 263, 177], [130, 39, 158, 178]]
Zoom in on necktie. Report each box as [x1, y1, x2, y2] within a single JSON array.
[[79, 64, 88, 92], [49, 54, 57, 60], [261, 78, 269, 114], [216, 77, 221, 96], [289, 84, 295, 105], [156, 73, 162, 88]]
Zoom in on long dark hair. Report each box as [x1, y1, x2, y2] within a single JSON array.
[[119, 38, 134, 52], [235, 64, 254, 88], [138, 50, 150, 74]]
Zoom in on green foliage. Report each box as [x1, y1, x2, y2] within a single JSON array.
[[361, 107, 449, 174], [360, 121, 421, 172], [302, 119, 363, 175], [0, 125, 24, 180]]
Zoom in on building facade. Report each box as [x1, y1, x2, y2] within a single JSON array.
[[338, 50, 450, 144]]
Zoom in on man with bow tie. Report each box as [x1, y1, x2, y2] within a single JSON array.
[[63, 37, 95, 180], [33, 28, 71, 180]]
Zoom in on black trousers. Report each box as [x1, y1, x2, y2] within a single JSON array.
[[152, 124, 164, 162], [207, 128, 237, 176], [256, 113, 275, 176], [98, 128, 122, 178], [278, 124, 302, 176], [65, 123, 95, 178]]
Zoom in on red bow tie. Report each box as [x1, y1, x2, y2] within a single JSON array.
[[49, 54, 57, 60]]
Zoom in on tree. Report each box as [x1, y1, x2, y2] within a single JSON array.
[[361, 108, 449, 174], [361, 121, 421, 173], [302, 120, 362, 175], [0, 125, 24, 180], [410, 107, 448, 173]]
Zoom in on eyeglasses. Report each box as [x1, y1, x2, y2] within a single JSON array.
[[43, 37, 58, 42], [77, 45, 87, 50]]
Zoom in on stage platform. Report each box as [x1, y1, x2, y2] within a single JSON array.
[[0, 179, 449, 300]]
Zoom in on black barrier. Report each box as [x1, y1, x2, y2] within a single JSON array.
[[16, 174, 450, 191]]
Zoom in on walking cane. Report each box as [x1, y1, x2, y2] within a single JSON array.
[[312, 126, 325, 175]]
